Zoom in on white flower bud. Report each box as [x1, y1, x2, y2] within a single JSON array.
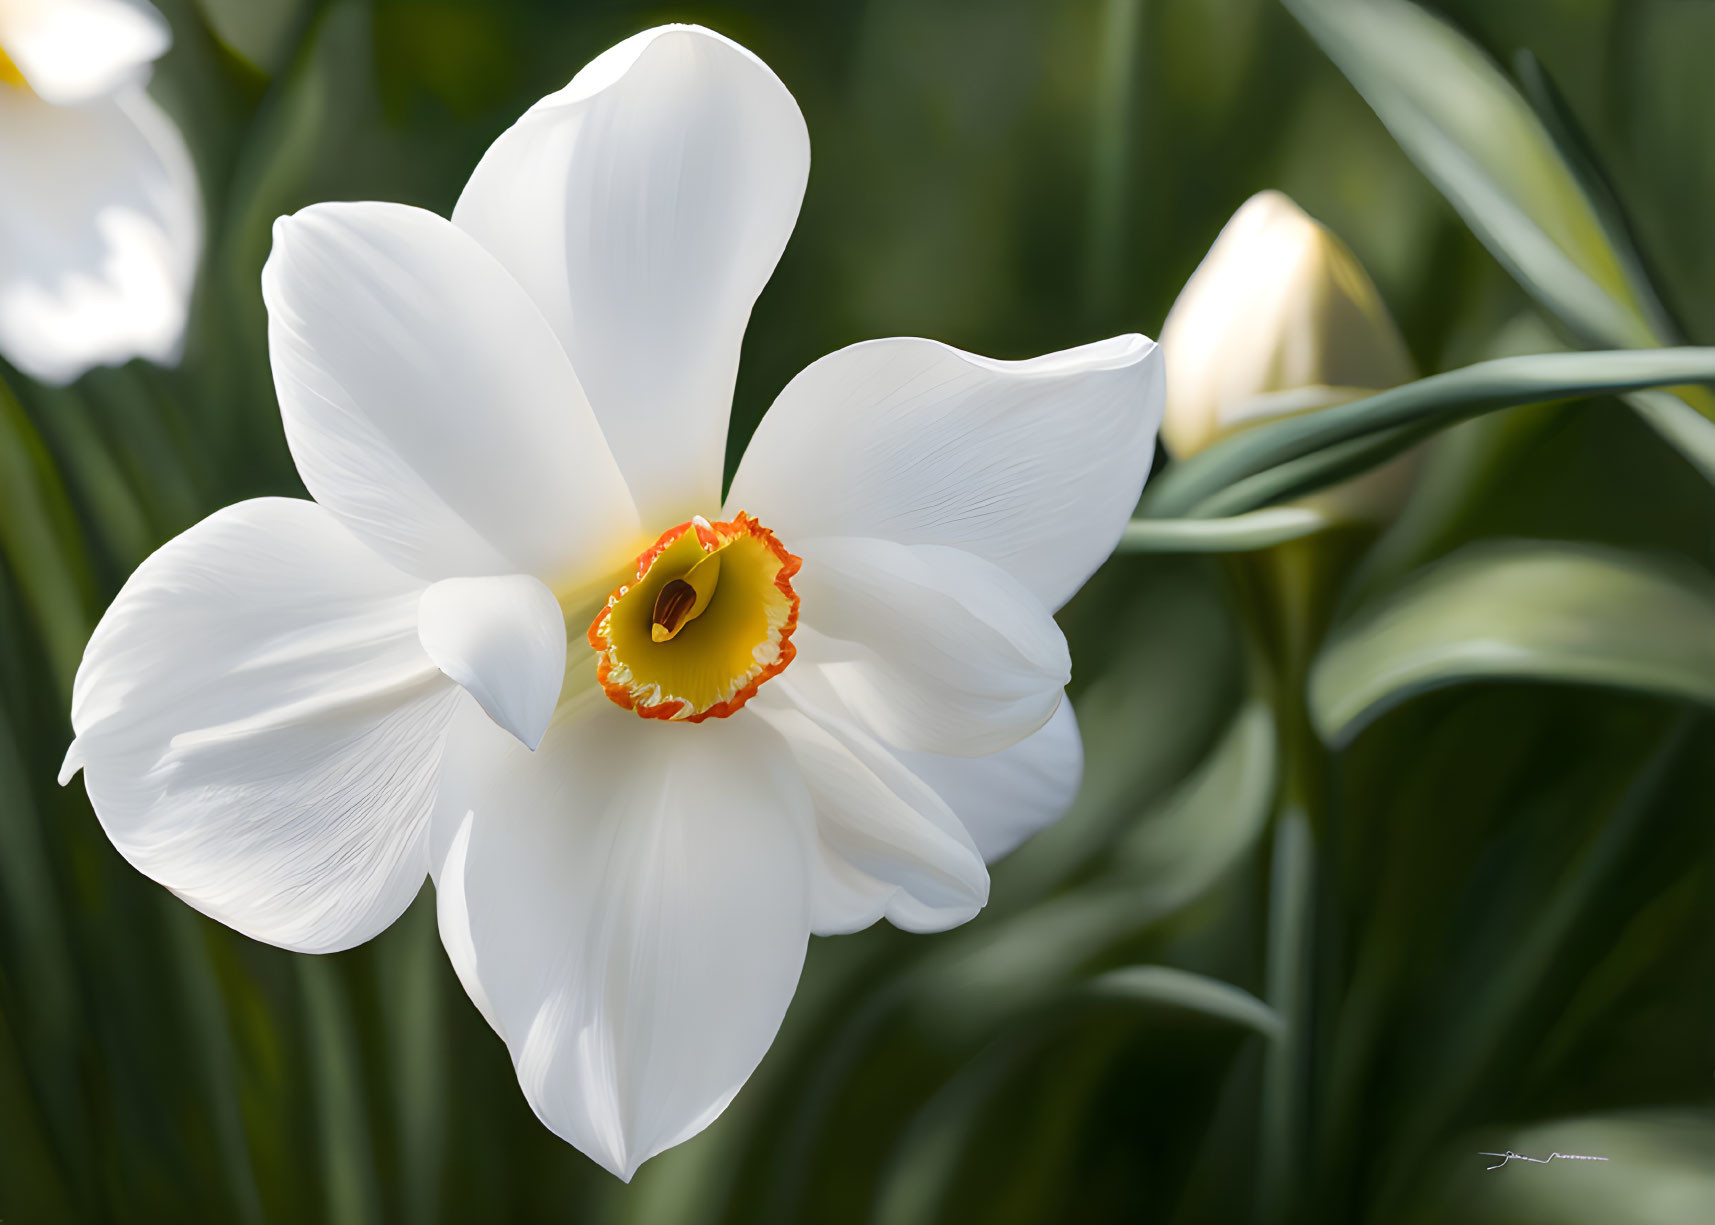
[[1159, 190, 1416, 521]]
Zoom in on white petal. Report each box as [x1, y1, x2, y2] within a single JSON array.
[[418, 574, 565, 750], [0, 86, 198, 384], [726, 335, 1165, 610], [452, 24, 809, 526], [263, 202, 638, 583], [789, 536, 1070, 756], [61, 498, 457, 953], [895, 695, 1083, 862], [799, 832, 893, 936], [430, 700, 813, 1180], [753, 682, 988, 935], [0, 0, 168, 104], [433, 805, 498, 1031]]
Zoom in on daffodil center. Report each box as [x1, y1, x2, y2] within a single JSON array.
[[0, 44, 27, 92], [587, 513, 800, 722]]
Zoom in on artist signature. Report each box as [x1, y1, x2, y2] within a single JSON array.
[[1480, 1150, 1609, 1171]]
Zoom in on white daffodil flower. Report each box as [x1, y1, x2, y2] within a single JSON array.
[[1160, 190, 1415, 520], [0, 0, 200, 384], [60, 24, 1163, 1179]]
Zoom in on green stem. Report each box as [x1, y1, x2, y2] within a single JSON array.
[[1222, 538, 1343, 1225], [1228, 528, 1372, 1225], [1257, 805, 1314, 1225], [1084, 0, 1142, 317]]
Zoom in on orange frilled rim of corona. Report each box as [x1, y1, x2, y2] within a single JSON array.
[[587, 513, 801, 723]]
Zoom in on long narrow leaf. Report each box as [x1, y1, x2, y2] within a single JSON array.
[[298, 957, 384, 1225], [905, 700, 1277, 1038], [1086, 966, 1282, 1039], [1375, 719, 1696, 1216], [1190, 420, 1437, 518], [1284, 0, 1715, 484], [1118, 507, 1331, 553], [1309, 542, 1715, 746], [0, 377, 93, 693], [1624, 390, 1715, 484], [1510, 49, 1681, 345], [163, 909, 265, 1225], [1141, 347, 1715, 518], [1281, 0, 1656, 350]]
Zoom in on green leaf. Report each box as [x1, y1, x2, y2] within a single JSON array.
[[1375, 715, 1695, 1215], [298, 958, 383, 1225], [162, 909, 265, 1225], [1506, 50, 1715, 474], [0, 376, 93, 694], [906, 700, 1276, 1039], [1510, 49, 1681, 345], [870, 1035, 1037, 1225], [1117, 507, 1331, 553], [1281, 0, 1658, 350], [1619, 0, 1715, 347], [192, 0, 311, 75], [1190, 420, 1436, 519], [1309, 542, 1715, 746], [0, 999, 77, 1221], [1141, 347, 1715, 518], [0, 699, 89, 1207], [996, 564, 1244, 905], [1281, 1, 1715, 481], [378, 898, 447, 1225], [217, 0, 377, 389], [1105, 698, 1277, 899], [876, 963, 1275, 1225], [28, 387, 158, 569], [871, 1017, 1132, 1225], [1085, 966, 1281, 1039], [1625, 389, 1715, 484]]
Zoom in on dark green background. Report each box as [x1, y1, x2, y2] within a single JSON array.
[[0, 1, 1711, 1222]]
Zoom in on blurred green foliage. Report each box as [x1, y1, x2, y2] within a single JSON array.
[[1, 0, 1712, 1222]]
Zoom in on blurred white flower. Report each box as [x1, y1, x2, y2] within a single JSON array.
[[59, 25, 1164, 1178], [1160, 189, 1416, 520], [0, 0, 200, 384]]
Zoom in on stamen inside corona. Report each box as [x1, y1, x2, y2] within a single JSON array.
[[651, 580, 698, 640], [650, 548, 721, 642], [589, 513, 799, 722]]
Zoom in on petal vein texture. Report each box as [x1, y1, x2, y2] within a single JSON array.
[[263, 201, 638, 584], [727, 334, 1165, 610], [431, 702, 813, 1179], [454, 24, 809, 526], [63, 499, 456, 953]]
